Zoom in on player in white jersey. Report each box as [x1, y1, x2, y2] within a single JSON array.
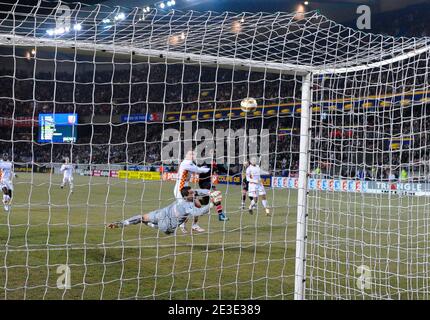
[[174, 150, 210, 233], [0, 153, 13, 212], [60, 157, 74, 192], [246, 157, 271, 216]]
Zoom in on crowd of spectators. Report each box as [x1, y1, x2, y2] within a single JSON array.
[[1, 3, 430, 180], [368, 2, 430, 38], [1, 60, 429, 180], [0, 54, 302, 175]]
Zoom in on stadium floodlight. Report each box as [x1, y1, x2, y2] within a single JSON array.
[[171, 0, 175, 5], [159, 2, 165, 9], [102, 18, 111, 23], [114, 12, 125, 21], [146, 6, 150, 11], [46, 27, 68, 36], [73, 23, 82, 31]]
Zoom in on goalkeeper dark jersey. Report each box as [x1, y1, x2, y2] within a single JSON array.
[[242, 170, 249, 191]]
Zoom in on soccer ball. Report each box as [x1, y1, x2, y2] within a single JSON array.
[[240, 97, 258, 113]]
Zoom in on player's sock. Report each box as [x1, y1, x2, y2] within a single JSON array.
[[3, 194, 10, 211], [262, 200, 271, 215], [213, 202, 228, 220], [3, 194, 10, 204], [123, 215, 143, 226], [179, 223, 188, 233], [248, 198, 256, 215], [215, 202, 223, 214], [241, 194, 246, 208]]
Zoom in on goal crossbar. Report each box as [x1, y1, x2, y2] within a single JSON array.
[[2, 33, 429, 76], [0, 34, 314, 76]]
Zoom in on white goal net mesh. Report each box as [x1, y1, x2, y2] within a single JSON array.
[[308, 52, 430, 299], [0, 0, 429, 300]]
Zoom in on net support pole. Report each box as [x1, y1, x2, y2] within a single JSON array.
[[294, 72, 312, 300]]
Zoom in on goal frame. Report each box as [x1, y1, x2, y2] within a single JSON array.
[[2, 2, 430, 299]]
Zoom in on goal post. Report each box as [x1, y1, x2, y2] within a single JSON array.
[[294, 72, 312, 300], [1, 0, 430, 300], [296, 43, 430, 299]]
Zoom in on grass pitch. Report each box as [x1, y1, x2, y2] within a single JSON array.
[[0, 173, 297, 299], [2, 173, 429, 300]]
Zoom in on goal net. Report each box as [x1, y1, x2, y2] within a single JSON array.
[[0, 0, 429, 300], [307, 51, 430, 299]]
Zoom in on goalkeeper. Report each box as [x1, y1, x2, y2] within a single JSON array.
[[107, 186, 223, 234]]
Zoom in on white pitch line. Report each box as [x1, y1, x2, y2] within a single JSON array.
[[0, 241, 291, 252]]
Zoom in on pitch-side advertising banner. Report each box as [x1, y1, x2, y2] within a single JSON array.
[[78, 169, 119, 178], [216, 175, 271, 186], [271, 177, 430, 196], [118, 171, 161, 180], [162, 172, 219, 184]]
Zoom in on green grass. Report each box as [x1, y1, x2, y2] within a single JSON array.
[[2, 173, 430, 300], [0, 173, 297, 300], [306, 189, 430, 299]]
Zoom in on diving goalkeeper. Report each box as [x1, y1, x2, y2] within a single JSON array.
[[107, 186, 223, 234]]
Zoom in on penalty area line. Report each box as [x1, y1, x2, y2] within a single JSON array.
[[0, 240, 288, 252]]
